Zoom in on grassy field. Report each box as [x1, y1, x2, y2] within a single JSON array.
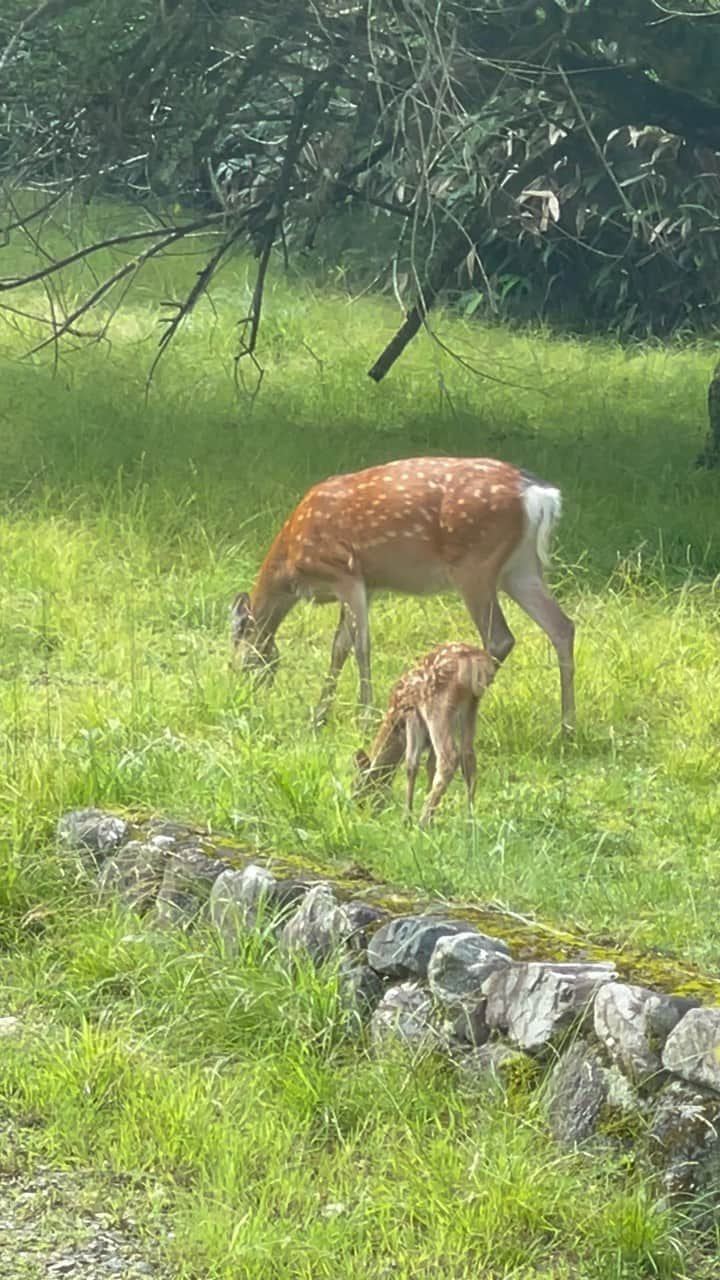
[[1, 199, 720, 1276]]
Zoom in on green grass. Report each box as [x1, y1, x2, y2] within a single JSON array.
[[1, 901, 713, 1280], [1, 197, 720, 1276]]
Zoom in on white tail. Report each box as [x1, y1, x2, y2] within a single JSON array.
[[353, 643, 497, 826], [232, 456, 574, 733], [521, 481, 563, 570]]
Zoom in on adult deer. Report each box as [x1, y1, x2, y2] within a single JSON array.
[[353, 642, 497, 827], [231, 456, 575, 733]]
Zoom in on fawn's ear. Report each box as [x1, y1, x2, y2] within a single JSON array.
[[230, 591, 254, 636], [354, 749, 371, 772]]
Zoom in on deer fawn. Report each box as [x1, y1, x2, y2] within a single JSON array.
[[231, 456, 574, 734], [353, 643, 497, 827]]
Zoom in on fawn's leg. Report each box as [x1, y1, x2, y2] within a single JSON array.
[[459, 701, 479, 810], [418, 701, 460, 827], [425, 746, 436, 790], [404, 712, 427, 816]]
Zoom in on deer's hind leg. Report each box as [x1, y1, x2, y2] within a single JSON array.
[[449, 565, 516, 669], [425, 745, 437, 791], [502, 569, 575, 735]]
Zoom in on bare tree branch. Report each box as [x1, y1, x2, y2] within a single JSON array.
[[24, 226, 201, 358], [145, 231, 241, 394], [238, 68, 333, 362], [368, 132, 583, 382], [0, 215, 223, 291]]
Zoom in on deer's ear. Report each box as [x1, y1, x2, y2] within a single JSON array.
[[230, 591, 254, 636], [354, 749, 371, 772]]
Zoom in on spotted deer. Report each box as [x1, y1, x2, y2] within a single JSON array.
[[231, 456, 575, 733], [353, 642, 497, 827]]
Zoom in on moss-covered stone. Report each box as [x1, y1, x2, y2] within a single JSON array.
[[73, 808, 720, 1004]]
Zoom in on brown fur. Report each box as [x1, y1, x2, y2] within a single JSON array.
[[353, 643, 497, 827], [231, 455, 574, 732]]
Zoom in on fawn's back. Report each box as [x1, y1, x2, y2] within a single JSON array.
[[355, 642, 497, 825], [385, 642, 497, 725]]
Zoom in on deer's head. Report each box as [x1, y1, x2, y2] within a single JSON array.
[[352, 748, 372, 793], [230, 592, 279, 682]]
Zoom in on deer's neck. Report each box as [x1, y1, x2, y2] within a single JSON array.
[[250, 558, 295, 642]]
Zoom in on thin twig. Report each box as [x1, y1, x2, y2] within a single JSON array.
[[0, 188, 69, 240], [23, 230, 189, 358], [238, 70, 330, 364], [0, 217, 222, 292], [144, 232, 240, 396]]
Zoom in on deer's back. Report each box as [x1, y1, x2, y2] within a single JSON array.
[[271, 457, 526, 595]]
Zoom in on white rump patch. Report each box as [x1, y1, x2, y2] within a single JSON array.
[[521, 482, 562, 569], [500, 480, 563, 587]]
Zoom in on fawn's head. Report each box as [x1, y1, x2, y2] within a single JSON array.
[[351, 748, 394, 809], [230, 592, 279, 681]]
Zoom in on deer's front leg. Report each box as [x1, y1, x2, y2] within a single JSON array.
[[313, 604, 354, 728], [342, 578, 372, 726]]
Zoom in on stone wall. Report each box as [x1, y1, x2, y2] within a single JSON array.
[[57, 808, 720, 1199]]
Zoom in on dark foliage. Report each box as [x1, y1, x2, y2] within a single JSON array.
[[2, 0, 720, 379]]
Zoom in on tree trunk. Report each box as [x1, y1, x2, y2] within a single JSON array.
[[696, 357, 720, 468]]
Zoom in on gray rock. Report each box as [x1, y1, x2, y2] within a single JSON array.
[[57, 808, 130, 864], [444, 1001, 491, 1048], [148, 834, 177, 852], [338, 961, 386, 1020], [342, 901, 389, 952], [209, 864, 277, 950], [371, 983, 438, 1052], [546, 1040, 640, 1147], [152, 847, 227, 928], [280, 883, 355, 964], [455, 1042, 536, 1093], [649, 1079, 720, 1196], [236, 863, 278, 917], [662, 1007, 720, 1093], [367, 916, 472, 980], [96, 841, 168, 912], [0, 1157, 171, 1279], [594, 982, 699, 1088], [484, 961, 617, 1051], [145, 819, 193, 844], [272, 877, 314, 915], [428, 931, 512, 1007]]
